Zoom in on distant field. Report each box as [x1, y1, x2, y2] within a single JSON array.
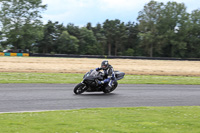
[[0, 57, 200, 76]]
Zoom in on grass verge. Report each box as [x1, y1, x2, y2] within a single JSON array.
[[0, 106, 200, 133], [0, 72, 199, 84]]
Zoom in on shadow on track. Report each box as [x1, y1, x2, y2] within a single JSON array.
[[74, 93, 118, 97]]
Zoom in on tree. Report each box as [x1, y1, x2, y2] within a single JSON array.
[[137, 0, 164, 57], [37, 21, 57, 53], [159, 1, 188, 57], [186, 9, 200, 58], [103, 19, 127, 56], [0, 0, 46, 50], [37, 21, 66, 53], [79, 27, 102, 55], [0, 30, 2, 49], [66, 23, 81, 39], [92, 23, 107, 55], [137, 0, 188, 57], [0, 30, 3, 51], [57, 31, 79, 54], [86, 22, 92, 30], [103, 19, 115, 56], [113, 21, 124, 55], [124, 22, 140, 56]]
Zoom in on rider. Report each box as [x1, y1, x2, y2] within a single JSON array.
[[96, 60, 116, 91]]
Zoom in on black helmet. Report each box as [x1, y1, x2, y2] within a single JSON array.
[[101, 60, 109, 70]]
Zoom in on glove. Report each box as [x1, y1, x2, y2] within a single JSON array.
[[103, 78, 110, 83], [96, 67, 102, 71], [98, 81, 104, 85]]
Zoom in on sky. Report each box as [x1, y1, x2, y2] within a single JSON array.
[[40, 0, 199, 27]]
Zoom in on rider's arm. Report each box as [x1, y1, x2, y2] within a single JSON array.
[[107, 67, 114, 78], [102, 67, 115, 83], [96, 67, 102, 71]]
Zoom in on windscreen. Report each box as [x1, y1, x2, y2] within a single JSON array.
[[89, 69, 99, 77]]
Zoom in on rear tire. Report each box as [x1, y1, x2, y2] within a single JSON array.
[[74, 83, 86, 94], [103, 81, 118, 93], [111, 81, 118, 91]]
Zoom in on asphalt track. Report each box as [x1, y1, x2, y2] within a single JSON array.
[[0, 84, 200, 113]]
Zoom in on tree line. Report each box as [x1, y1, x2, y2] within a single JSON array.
[[0, 0, 200, 58]]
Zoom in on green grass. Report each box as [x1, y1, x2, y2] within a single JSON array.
[[0, 72, 82, 84], [0, 106, 200, 133], [122, 75, 200, 85], [0, 72, 199, 84], [0, 73, 199, 133]]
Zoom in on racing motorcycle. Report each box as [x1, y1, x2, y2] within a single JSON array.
[[73, 69, 125, 94]]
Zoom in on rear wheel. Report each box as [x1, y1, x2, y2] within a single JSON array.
[[111, 81, 118, 91], [74, 83, 87, 94], [103, 81, 118, 93]]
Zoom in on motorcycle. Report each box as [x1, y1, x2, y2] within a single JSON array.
[[73, 69, 125, 94]]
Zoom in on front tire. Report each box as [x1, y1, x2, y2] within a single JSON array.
[[74, 83, 86, 94]]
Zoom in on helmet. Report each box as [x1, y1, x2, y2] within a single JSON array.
[[101, 60, 109, 70]]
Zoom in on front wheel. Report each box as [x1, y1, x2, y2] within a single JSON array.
[[74, 83, 87, 94]]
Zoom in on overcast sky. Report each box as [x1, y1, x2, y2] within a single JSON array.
[[41, 0, 200, 27]]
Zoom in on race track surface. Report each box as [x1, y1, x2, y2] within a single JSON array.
[[0, 84, 200, 113]]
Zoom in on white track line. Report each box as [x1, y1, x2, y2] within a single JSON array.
[[0, 110, 57, 114]]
